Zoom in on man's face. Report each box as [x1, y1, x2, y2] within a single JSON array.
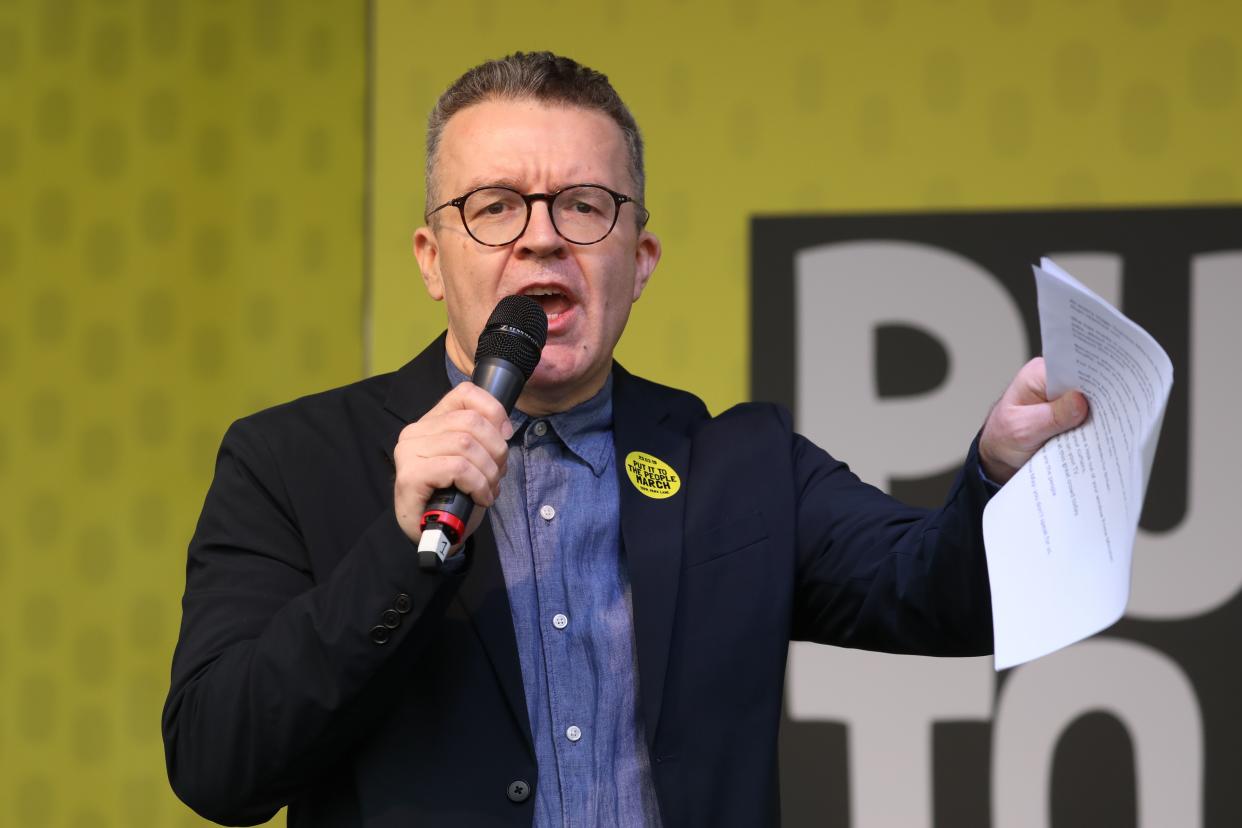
[[413, 98, 660, 413]]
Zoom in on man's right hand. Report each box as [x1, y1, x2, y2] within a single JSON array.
[[393, 382, 515, 546]]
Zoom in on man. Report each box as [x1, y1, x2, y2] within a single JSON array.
[[164, 53, 1087, 827]]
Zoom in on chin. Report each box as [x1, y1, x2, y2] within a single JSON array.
[[527, 360, 576, 390], [527, 347, 605, 397]]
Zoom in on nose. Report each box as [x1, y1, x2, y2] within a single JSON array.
[[515, 199, 565, 259]]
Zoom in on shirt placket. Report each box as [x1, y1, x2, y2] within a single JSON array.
[[524, 426, 591, 828]]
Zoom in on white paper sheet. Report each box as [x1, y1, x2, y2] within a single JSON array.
[[982, 258, 1173, 669]]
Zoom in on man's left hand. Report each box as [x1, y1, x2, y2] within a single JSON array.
[[979, 357, 1089, 485]]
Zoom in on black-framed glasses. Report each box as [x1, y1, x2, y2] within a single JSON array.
[[426, 183, 649, 247]]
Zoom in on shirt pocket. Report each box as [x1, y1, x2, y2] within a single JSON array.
[[682, 510, 769, 570]]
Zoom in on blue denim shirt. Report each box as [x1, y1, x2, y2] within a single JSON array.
[[447, 359, 662, 827]]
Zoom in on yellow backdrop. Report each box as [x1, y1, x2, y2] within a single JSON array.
[[2, 0, 1239, 824], [1, 2, 364, 825]]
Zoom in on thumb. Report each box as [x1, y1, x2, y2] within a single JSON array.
[[1044, 390, 1089, 439]]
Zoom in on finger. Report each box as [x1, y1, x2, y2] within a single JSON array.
[[438, 410, 511, 467], [409, 430, 503, 486], [426, 382, 514, 439], [398, 407, 511, 468], [398, 453, 496, 507]]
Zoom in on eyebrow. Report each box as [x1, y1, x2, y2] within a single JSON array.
[[457, 177, 616, 195], [462, 176, 527, 192]]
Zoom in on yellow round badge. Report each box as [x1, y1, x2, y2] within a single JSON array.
[[624, 451, 681, 499]]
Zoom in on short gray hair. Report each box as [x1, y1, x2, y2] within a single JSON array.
[[424, 52, 645, 214]]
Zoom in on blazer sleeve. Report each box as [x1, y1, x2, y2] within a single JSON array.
[[787, 407, 996, 656], [162, 416, 468, 825]]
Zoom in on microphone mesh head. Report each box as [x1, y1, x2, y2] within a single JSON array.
[[475, 295, 549, 380]]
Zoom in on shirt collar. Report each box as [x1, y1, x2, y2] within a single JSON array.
[[445, 354, 614, 476]]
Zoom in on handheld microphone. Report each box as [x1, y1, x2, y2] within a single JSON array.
[[417, 295, 548, 569]]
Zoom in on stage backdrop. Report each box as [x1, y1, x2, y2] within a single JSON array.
[[2, 0, 1240, 826], [0, 2, 367, 826], [752, 206, 1240, 827]]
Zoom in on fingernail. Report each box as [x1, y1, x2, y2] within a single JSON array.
[[502, 420, 514, 440]]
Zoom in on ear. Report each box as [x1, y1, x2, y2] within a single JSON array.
[[631, 229, 661, 301], [413, 225, 445, 301]]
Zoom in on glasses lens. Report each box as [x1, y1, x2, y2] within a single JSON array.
[[462, 188, 528, 245], [552, 186, 617, 244]]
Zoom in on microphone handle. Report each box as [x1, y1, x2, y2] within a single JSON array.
[[471, 356, 527, 412], [419, 357, 526, 567]]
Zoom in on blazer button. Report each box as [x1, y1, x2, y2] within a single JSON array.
[[369, 625, 391, 645], [394, 593, 412, 614], [381, 608, 401, 629], [506, 780, 531, 803]]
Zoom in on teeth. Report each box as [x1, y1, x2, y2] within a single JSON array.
[[524, 288, 560, 296]]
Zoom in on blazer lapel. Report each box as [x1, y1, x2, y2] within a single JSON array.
[[612, 366, 690, 749], [382, 334, 533, 754], [453, 518, 534, 752]]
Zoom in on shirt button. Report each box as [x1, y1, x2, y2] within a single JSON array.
[[552, 613, 568, 630], [532, 420, 548, 437], [566, 725, 582, 742], [539, 504, 556, 521]]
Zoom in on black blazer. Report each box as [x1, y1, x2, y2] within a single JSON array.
[[164, 334, 994, 827]]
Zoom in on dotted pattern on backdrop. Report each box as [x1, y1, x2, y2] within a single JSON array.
[[0, 2, 365, 826], [369, 0, 1242, 416]]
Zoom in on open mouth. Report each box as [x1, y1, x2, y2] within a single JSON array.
[[521, 287, 573, 321]]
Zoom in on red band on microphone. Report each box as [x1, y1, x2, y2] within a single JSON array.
[[420, 509, 466, 543]]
